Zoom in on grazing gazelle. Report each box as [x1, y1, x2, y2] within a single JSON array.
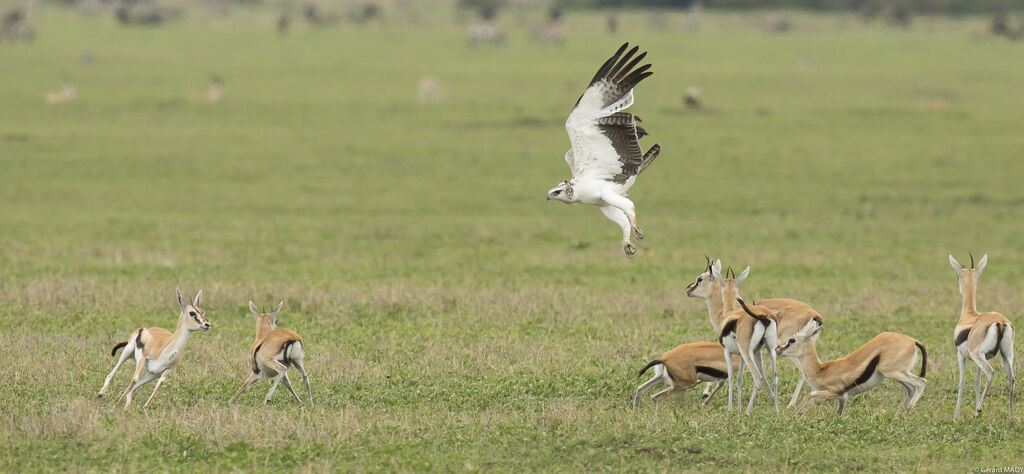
[[97, 288, 211, 409], [632, 342, 741, 409], [949, 253, 1015, 419], [229, 301, 312, 405], [685, 256, 824, 407], [776, 327, 927, 415]]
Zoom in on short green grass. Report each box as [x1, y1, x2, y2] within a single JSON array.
[[1, 7, 1023, 471]]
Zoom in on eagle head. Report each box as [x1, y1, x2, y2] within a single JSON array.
[[546, 181, 574, 203]]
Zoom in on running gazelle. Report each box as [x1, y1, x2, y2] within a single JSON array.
[[229, 301, 312, 405], [949, 253, 1015, 419], [776, 327, 927, 415], [632, 342, 741, 409], [97, 288, 211, 409]]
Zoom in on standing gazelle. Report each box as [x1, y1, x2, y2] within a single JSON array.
[[229, 301, 312, 405], [97, 288, 211, 409], [686, 259, 779, 412], [685, 256, 824, 408], [776, 327, 927, 416], [949, 253, 1015, 419]]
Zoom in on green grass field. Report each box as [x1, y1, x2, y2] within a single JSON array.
[[2, 6, 1023, 471]]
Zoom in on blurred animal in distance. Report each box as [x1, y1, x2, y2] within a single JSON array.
[[189, 75, 224, 104], [417, 76, 447, 104], [45, 82, 77, 105]]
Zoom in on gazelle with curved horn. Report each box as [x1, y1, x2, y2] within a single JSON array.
[[685, 256, 824, 407], [97, 288, 211, 409], [776, 327, 927, 416], [949, 253, 1014, 419], [229, 301, 312, 405]]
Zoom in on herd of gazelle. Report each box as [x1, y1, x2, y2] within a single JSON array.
[[634, 254, 1015, 419], [91, 254, 1014, 418], [96, 289, 311, 409]]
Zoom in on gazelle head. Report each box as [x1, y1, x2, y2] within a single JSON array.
[[712, 263, 749, 306], [776, 325, 823, 357], [249, 300, 284, 334], [948, 252, 988, 295], [176, 288, 211, 331], [685, 256, 721, 299]]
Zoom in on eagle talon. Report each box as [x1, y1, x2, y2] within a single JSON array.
[[633, 226, 644, 240], [623, 241, 638, 259]]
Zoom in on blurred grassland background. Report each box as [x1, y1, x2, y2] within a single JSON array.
[[1, 2, 1024, 471]]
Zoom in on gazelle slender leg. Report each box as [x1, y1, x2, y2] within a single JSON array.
[[264, 374, 284, 404], [970, 350, 995, 414], [263, 361, 290, 404], [114, 358, 148, 409], [907, 374, 927, 408], [896, 381, 914, 413], [788, 372, 806, 409], [653, 379, 693, 403], [143, 371, 170, 408], [765, 348, 780, 412], [700, 382, 715, 402], [747, 345, 777, 414], [724, 347, 735, 412], [837, 393, 849, 415], [1001, 331, 1015, 414], [764, 323, 780, 400], [98, 343, 135, 398], [292, 359, 313, 404], [633, 372, 663, 409], [229, 372, 262, 403], [954, 351, 967, 420], [702, 381, 725, 406], [794, 390, 834, 415], [123, 371, 158, 410], [650, 386, 675, 402], [282, 372, 302, 404], [974, 364, 982, 411], [735, 357, 745, 407], [733, 346, 758, 415]]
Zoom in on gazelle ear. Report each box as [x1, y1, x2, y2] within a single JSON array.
[[948, 254, 961, 272], [737, 266, 750, 285], [804, 324, 823, 341], [177, 288, 187, 312], [711, 262, 724, 284], [271, 301, 284, 319], [249, 300, 260, 318], [193, 289, 204, 307], [977, 254, 988, 275]]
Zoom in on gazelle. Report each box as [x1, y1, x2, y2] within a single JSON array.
[[685, 256, 824, 407], [229, 301, 312, 405], [776, 327, 927, 415], [97, 288, 211, 409], [632, 342, 741, 409], [949, 253, 1015, 419]]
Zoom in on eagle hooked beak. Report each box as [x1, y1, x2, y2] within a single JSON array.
[[546, 193, 554, 201]]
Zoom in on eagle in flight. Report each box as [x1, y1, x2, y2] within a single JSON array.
[[546, 43, 661, 259]]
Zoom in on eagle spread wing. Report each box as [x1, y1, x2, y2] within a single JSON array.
[[565, 43, 660, 185]]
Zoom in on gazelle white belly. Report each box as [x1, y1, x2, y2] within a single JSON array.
[[845, 373, 885, 397]]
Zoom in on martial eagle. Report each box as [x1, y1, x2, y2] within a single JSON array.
[[546, 43, 661, 259]]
